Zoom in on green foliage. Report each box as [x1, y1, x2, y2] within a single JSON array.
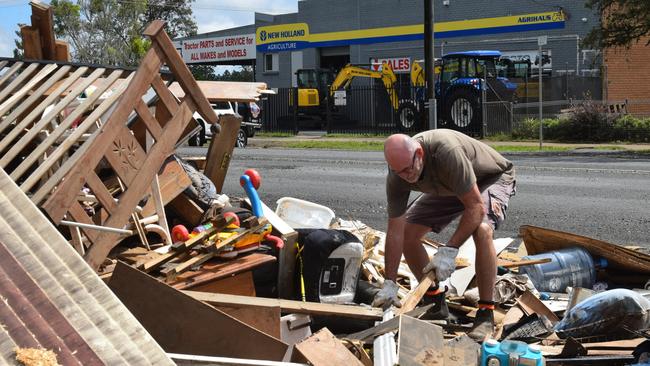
[[613, 115, 650, 142], [216, 66, 255, 82], [584, 0, 650, 48], [143, 0, 197, 39], [190, 65, 218, 81], [50, 0, 196, 67], [513, 112, 650, 143], [13, 30, 23, 59]]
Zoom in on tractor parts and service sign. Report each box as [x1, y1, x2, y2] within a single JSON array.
[[178, 34, 256, 63]]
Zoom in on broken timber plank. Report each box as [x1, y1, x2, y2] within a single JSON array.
[[203, 114, 241, 193], [109, 261, 288, 361], [168, 194, 204, 227], [184, 291, 383, 320], [293, 328, 364, 366], [396, 271, 436, 315], [516, 290, 560, 323], [30, 1, 57, 59], [260, 200, 298, 299], [345, 303, 436, 344], [170, 252, 275, 291]]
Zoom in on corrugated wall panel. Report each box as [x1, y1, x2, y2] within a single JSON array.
[[0, 168, 173, 365]]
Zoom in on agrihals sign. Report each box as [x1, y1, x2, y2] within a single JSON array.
[[370, 57, 411, 73], [179, 34, 256, 63], [256, 23, 310, 52]]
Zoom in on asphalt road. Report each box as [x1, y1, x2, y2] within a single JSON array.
[[179, 147, 650, 247]]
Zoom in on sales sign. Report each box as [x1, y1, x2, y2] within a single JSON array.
[[370, 57, 411, 73]]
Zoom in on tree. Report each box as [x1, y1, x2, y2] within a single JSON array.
[[584, 0, 650, 48], [143, 0, 196, 39], [13, 30, 23, 59], [215, 66, 255, 82], [190, 65, 218, 81], [50, 0, 197, 67]]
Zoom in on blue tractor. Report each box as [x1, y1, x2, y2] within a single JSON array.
[[436, 51, 517, 134]]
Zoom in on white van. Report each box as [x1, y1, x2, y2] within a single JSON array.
[[189, 101, 261, 147]]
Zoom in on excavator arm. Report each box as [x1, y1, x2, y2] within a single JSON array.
[[329, 63, 399, 110]]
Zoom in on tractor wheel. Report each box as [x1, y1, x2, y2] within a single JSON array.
[[445, 88, 481, 133], [396, 100, 419, 132]]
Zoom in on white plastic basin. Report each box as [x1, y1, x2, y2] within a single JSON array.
[[275, 197, 335, 229]]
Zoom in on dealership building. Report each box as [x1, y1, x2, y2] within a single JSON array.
[[175, 0, 603, 89]]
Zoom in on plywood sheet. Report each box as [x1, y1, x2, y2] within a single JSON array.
[[109, 261, 288, 361], [397, 315, 444, 366], [294, 328, 363, 366], [169, 80, 269, 102]]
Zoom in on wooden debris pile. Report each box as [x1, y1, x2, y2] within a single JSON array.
[[3, 4, 650, 365]]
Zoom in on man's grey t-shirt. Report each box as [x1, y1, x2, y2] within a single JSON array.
[[386, 129, 514, 218]]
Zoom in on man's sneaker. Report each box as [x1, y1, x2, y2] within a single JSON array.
[[420, 291, 449, 320], [468, 308, 495, 342]]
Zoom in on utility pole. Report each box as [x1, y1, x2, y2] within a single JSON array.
[[425, 0, 436, 129], [538, 36, 546, 150]]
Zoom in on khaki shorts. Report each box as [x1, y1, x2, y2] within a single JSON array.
[[405, 179, 516, 233]]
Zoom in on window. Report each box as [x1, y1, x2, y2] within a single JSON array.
[[264, 53, 279, 72], [475, 58, 497, 78], [441, 57, 460, 82]]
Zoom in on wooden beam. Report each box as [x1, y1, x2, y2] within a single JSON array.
[[20, 26, 42, 60], [184, 291, 383, 320], [30, 1, 56, 59], [396, 271, 436, 315], [204, 114, 241, 193], [54, 40, 70, 62]]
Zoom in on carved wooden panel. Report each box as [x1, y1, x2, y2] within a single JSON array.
[[41, 20, 217, 270]]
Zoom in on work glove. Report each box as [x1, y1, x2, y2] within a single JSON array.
[[423, 246, 459, 282], [372, 279, 402, 309]]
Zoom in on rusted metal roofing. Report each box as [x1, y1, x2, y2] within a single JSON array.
[[0, 168, 173, 365]]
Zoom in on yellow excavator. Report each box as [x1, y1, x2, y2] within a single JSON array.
[[293, 62, 417, 130]]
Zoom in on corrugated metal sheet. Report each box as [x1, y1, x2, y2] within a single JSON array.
[[0, 168, 173, 365]]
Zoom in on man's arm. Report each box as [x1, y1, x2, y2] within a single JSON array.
[[384, 215, 406, 281], [447, 183, 486, 248]]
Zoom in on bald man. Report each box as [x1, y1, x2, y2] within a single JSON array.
[[373, 129, 515, 341]]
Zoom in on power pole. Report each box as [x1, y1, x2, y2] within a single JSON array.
[[425, 0, 436, 129]]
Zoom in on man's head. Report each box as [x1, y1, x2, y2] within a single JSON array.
[[384, 134, 424, 183]]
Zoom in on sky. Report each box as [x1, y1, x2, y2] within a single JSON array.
[[0, 0, 298, 59]]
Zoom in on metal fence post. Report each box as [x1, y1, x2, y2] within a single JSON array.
[[482, 67, 487, 138], [326, 87, 332, 134], [509, 101, 514, 134], [292, 87, 299, 135]]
